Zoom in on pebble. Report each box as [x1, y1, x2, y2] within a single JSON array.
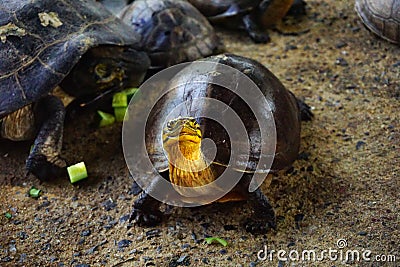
[[287, 241, 296, 247], [335, 41, 347, 49], [119, 214, 130, 223], [81, 230, 91, 237], [146, 229, 161, 239], [356, 141, 366, 150], [181, 243, 190, 249], [294, 213, 304, 222], [101, 199, 116, 211], [117, 239, 132, 248], [2, 256, 12, 262], [36, 200, 51, 210], [202, 258, 209, 264], [169, 255, 190, 267], [335, 57, 349, 66], [358, 231, 367, 236], [223, 225, 237, 231]]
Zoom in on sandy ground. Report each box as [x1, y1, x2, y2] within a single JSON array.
[[0, 0, 399, 266]]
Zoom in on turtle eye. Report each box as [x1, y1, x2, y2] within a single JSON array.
[[94, 63, 109, 78], [166, 121, 173, 130]]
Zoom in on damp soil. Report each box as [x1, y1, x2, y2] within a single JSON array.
[[0, 0, 399, 266]]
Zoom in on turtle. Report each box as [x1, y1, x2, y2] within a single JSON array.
[[355, 0, 400, 44], [0, 0, 150, 181], [118, 0, 223, 72], [187, 0, 307, 43], [128, 54, 313, 234]]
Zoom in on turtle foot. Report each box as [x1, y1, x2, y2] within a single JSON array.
[[26, 154, 67, 181], [129, 207, 163, 227], [248, 31, 271, 43], [244, 216, 276, 235]]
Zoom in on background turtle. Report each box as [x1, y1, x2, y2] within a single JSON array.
[[118, 0, 222, 72], [128, 54, 313, 234], [355, 0, 400, 44], [0, 0, 150, 180], [187, 0, 307, 43]]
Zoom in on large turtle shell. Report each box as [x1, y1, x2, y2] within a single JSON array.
[[118, 0, 222, 70], [143, 54, 301, 173], [187, 0, 259, 19], [188, 0, 294, 29], [0, 0, 148, 119], [355, 0, 400, 44]]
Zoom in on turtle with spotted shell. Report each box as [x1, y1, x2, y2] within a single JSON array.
[[0, 0, 150, 180]]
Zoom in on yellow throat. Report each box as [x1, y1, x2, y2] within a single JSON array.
[[162, 117, 215, 189]]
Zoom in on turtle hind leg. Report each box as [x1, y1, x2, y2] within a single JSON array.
[[26, 95, 67, 181], [244, 187, 277, 234], [297, 98, 314, 121], [242, 14, 271, 43], [286, 0, 307, 17]]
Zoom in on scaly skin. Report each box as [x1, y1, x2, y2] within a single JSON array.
[[131, 117, 277, 233]]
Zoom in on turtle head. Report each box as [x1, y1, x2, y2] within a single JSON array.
[[61, 45, 149, 98], [162, 117, 203, 160]]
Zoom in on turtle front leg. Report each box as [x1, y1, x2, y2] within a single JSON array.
[[130, 175, 165, 226], [26, 95, 67, 181], [238, 173, 276, 234], [242, 14, 271, 43], [245, 187, 277, 234]]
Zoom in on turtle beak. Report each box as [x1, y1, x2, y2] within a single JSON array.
[[163, 118, 201, 145]]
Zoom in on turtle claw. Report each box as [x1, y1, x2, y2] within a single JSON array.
[[26, 154, 67, 181], [129, 208, 162, 227], [248, 31, 271, 43], [244, 216, 276, 235]]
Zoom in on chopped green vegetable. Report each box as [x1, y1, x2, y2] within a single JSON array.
[[112, 92, 128, 108], [67, 162, 88, 183], [97, 110, 115, 127], [114, 107, 128, 122], [124, 87, 139, 101], [5, 212, 12, 219], [29, 186, 42, 198], [205, 237, 228, 247]]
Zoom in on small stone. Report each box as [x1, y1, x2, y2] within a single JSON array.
[[101, 199, 116, 211], [117, 239, 132, 248], [287, 241, 296, 247], [146, 229, 161, 239], [335, 41, 347, 48], [81, 230, 91, 237], [358, 231, 367, 236], [356, 141, 366, 150], [181, 243, 190, 249], [119, 214, 130, 223], [335, 57, 348, 66], [294, 213, 304, 222], [223, 225, 237, 231], [202, 258, 209, 264]]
